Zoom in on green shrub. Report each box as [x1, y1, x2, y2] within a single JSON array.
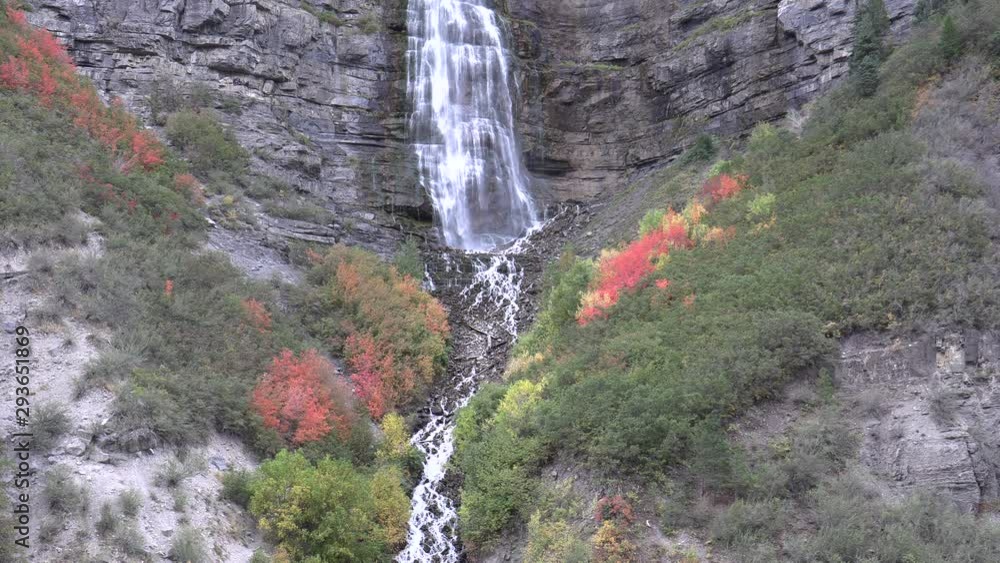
[[513, 253, 593, 357], [96, 502, 118, 537], [156, 457, 195, 489], [301, 4, 343, 26], [78, 239, 296, 450], [165, 110, 248, 177], [454, 382, 545, 548], [77, 340, 143, 397], [358, 13, 380, 34], [30, 402, 69, 452], [849, 0, 890, 96], [939, 15, 963, 62], [710, 499, 787, 547], [392, 237, 424, 280], [780, 408, 859, 495], [525, 511, 590, 562], [220, 470, 254, 507], [169, 527, 206, 563], [147, 78, 216, 125], [680, 134, 717, 165], [172, 489, 188, 513], [114, 525, 147, 558], [248, 451, 398, 561], [0, 95, 90, 246], [787, 473, 1000, 562], [988, 32, 1000, 58], [118, 489, 142, 518], [853, 388, 889, 418], [44, 466, 89, 514]]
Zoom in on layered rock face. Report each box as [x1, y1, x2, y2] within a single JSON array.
[[510, 0, 916, 202], [26, 0, 425, 251], [26, 0, 916, 234], [839, 332, 1000, 513]]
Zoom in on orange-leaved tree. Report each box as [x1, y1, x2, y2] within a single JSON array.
[[252, 349, 355, 446], [303, 246, 449, 419]]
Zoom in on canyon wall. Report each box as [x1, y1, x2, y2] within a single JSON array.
[[26, 0, 915, 234], [509, 0, 917, 201]]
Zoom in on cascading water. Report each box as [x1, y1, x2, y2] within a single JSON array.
[[406, 0, 538, 251], [397, 250, 526, 562], [400, 0, 542, 559]]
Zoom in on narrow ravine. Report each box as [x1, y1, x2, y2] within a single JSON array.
[[399, 248, 529, 562]]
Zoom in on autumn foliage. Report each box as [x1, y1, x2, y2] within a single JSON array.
[[252, 349, 355, 446], [241, 298, 272, 334], [303, 246, 449, 419], [594, 495, 636, 526], [701, 173, 748, 202], [0, 7, 164, 172], [577, 173, 747, 325]]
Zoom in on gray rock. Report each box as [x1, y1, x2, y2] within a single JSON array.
[[87, 449, 111, 464], [840, 331, 1000, 513], [210, 456, 229, 471], [510, 0, 916, 202], [75, 426, 95, 442], [62, 437, 87, 456]]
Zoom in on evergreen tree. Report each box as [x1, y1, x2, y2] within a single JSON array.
[[849, 0, 890, 97], [939, 15, 963, 62]]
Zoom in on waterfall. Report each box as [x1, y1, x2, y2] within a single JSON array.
[[406, 0, 539, 251], [401, 0, 539, 558], [396, 0, 538, 563]]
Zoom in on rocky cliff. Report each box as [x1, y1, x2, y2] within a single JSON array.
[[26, 0, 915, 238], [510, 0, 916, 201], [839, 332, 1000, 513], [26, 0, 424, 253]]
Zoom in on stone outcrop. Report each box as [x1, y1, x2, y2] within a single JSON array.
[[838, 331, 1000, 513], [510, 0, 916, 202]]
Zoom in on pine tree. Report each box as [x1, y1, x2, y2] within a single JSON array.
[[939, 15, 963, 62], [849, 0, 890, 97]]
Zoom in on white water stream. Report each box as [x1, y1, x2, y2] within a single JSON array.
[[406, 0, 538, 251], [400, 0, 541, 557], [397, 251, 526, 562]]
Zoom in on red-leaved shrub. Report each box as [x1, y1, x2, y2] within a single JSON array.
[[305, 246, 449, 419], [0, 8, 165, 172], [252, 349, 355, 445], [577, 173, 749, 324]]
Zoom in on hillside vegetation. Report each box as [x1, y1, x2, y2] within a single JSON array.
[[0, 4, 442, 560], [454, 1, 1000, 559]]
